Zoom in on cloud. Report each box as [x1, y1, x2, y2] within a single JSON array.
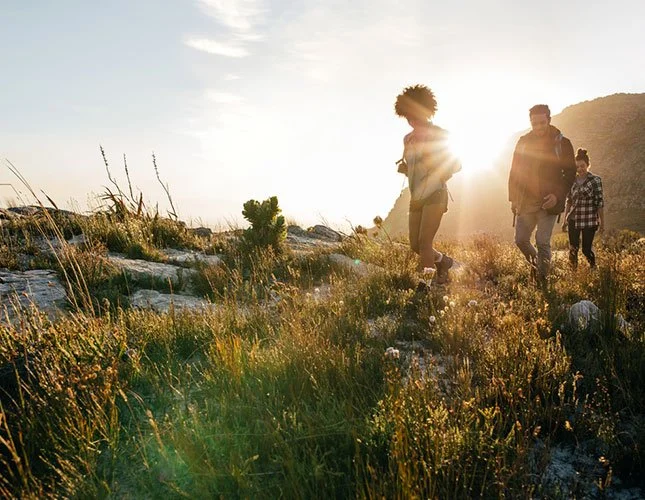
[[272, 3, 428, 83], [197, 0, 266, 33], [205, 90, 244, 103], [184, 37, 249, 57]]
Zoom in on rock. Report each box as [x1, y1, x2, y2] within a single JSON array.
[[67, 234, 89, 247], [189, 227, 213, 239], [161, 248, 221, 267], [309, 225, 344, 242], [287, 225, 309, 238], [7, 206, 77, 218], [0, 269, 68, 322], [328, 253, 383, 277], [130, 289, 218, 314], [529, 442, 642, 499], [568, 300, 601, 331], [0, 208, 22, 220], [616, 313, 632, 335], [286, 226, 342, 254], [108, 254, 196, 289]]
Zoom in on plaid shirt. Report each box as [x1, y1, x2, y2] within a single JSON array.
[[565, 173, 603, 229]]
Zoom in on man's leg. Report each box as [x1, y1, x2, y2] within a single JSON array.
[[535, 211, 558, 281], [581, 227, 597, 267], [515, 212, 538, 264], [568, 225, 580, 269]]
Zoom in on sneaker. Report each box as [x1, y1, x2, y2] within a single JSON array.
[[435, 255, 454, 285], [415, 279, 431, 294]]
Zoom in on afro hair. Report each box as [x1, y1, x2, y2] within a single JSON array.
[[394, 84, 438, 119]]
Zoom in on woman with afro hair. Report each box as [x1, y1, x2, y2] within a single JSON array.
[[395, 84, 461, 286]]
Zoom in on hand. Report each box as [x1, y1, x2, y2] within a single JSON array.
[[396, 159, 407, 174], [541, 193, 557, 210]]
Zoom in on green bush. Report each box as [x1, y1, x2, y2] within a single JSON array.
[[240, 196, 286, 253]]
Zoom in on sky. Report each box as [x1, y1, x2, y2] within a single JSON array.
[[2, 0, 644, 230]]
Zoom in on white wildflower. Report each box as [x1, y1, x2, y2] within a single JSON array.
[[314, 287, 320, 294], [429, 315, 436, 324], [468, 300, 478, 308], [443, 295, 449, 302], [422, 267, 436, 277], [385, 347, 400, 359], [449, 301, 456, 308], [439, 310, 445, 317]]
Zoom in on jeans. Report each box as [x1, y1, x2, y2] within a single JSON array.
[[568, 226, 597, 267], [515, 210, 558, 280]]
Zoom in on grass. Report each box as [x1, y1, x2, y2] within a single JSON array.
[[0, 209, 643, 498]]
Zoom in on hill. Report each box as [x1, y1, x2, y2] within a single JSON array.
[[380, 93, 645, 239]]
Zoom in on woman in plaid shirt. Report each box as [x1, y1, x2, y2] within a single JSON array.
[[563, 148, 604, 267]]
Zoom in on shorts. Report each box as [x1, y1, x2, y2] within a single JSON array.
[[409, 188, 448, 213]]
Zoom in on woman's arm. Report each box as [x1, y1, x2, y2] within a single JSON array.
[[594, 176, 604, 231]]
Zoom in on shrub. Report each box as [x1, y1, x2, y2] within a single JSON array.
[[240, 196, 286, 253]]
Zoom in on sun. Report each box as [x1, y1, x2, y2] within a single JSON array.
[[447, 127, 507, 176]]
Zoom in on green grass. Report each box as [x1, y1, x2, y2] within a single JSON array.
[[0, 213, 643, 498]]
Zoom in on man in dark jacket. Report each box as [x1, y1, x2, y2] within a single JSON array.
[[508, 104, 576, 283]]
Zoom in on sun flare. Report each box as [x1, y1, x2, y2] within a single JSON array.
[[448, 128, 508, 176]]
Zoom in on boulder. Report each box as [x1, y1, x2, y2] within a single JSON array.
[[568, 300, 601, 331], [130, 289, 218, 314], [189, 227, 213, 239], [108, 254, 196, 289], [161, 248, 221, 267], [309, 225, 344, 242], [0, 269, 68, 322]]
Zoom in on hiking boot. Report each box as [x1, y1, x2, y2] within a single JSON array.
[[524, 255, 537, 283], [435, 255, 454, 285]]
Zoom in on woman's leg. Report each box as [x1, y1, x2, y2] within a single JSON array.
[[409, 208, 421, 255], [418, 202, 444, 270], [581, 227, 597, 267], [568, 225, 580, 269]]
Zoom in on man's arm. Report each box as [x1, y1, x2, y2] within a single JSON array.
[[508, 139, 523, 211]]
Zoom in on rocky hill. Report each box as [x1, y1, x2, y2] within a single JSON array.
[[381, 93, 645, 239]]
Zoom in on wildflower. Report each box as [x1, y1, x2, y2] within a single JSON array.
[[385, 347, 400, 359], [449, 301, 456, 308], [443, 295, 449, 302], [339, 300, 344, 306], [439, 310, 445, 317], [468, 300, 478, 307], [314, 287, 320, 294], [429, 315, 436, 324]]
